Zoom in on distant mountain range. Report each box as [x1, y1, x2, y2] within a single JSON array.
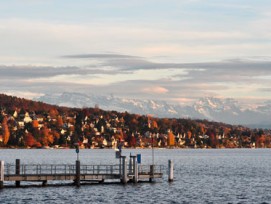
[[35, 92, 271, 128]]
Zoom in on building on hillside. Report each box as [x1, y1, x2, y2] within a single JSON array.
[[24, 112, 32, 123], [18, 121, 25, 128]]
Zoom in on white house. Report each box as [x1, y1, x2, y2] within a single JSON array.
[[24, 112, 32, 123]]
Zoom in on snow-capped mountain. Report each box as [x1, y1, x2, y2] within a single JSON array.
[[35, 92, 181, 117], [35, 93, 271, 128]]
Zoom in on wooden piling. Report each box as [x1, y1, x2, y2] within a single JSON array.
[[0, 161, 4, 189], [42, 180, 47, 186], [132, 156, 138, 183], [121, 156, 127, 184], [16, 159, 20, 187], [149, 165, 154, 182], [75, 160, 80, 187], [129, 154, 132, 174], [119, 156, 122, 178], [168, 160, 173, 182]]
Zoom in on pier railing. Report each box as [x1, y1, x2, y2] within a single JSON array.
[[4, 164, 121, 176], [138, 165, 164, 175], [5, 163, 163, 176], [0, 159, 172, 188]]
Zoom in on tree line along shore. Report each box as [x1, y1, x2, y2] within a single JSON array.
[[0, 94, 270, 149]]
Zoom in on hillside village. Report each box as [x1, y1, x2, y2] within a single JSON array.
[[0, 94, 271, 149]]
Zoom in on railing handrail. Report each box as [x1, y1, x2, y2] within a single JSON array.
[[4, 163, 164, 176], [4, 163, 121, 175]]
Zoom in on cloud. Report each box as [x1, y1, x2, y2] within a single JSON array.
[[0, 64, 126, 81], [1, 53, 271, 105], [142, 86, 169, 94], [1, 16, 270, 65], [62, 54, 141, 59], [0, 65, 80, 79], [3, 91, 44, 99]]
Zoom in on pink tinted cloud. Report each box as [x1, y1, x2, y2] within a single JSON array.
[[142, 86, 169, 94]]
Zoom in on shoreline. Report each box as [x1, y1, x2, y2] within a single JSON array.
[[0, 146, 263, 150]]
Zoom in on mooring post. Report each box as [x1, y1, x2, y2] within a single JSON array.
[[131, 156, 138, 183], [42, 180, 48, 186], [121, 156, 127, 184], [129, 153, 132, 174], [168, 160, 174, 182], [75, 160, 80, 187], [119, 156, 122, 178], [0, 161, 4, 189], [149, 165, 154, 182], [15, 159, 20, 187]]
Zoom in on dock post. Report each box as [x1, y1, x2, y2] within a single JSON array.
[[129, 153, 132, 174], [0, 161, 4, 189], [121, 156, 127, 184], [15, 159, 20, 187], [168, 160, 174, 182], [119, 157, 122, 178], [75, 160, 80, 187], [131, 156, 138, 183], [149, 165, 154, 182]]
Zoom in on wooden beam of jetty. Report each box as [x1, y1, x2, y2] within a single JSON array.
[[0, 158, 172, 188]]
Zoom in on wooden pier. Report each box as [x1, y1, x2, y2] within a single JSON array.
[[0, 157, 172, 188]]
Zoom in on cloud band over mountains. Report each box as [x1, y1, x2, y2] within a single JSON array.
[[1, 54, 271, 105]]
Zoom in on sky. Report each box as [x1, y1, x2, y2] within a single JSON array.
[[1, 0, 271, 106]]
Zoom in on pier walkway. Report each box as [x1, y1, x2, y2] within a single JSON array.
[[0, 157, 171, 188]]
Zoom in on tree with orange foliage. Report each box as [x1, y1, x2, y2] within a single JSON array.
[[49, 108, 59, 118], [152, 120, 159, 129], [56, 116, 64, 128], [52, 130, 60, 144], [187, 130, 192, 139], [256, 135, 266, 148], [40, 126, 54, 146], [24, 132, 37, 147], [32, 119, 39, 128], [2, 116, 10, 145], [168, 131, 175, 147]]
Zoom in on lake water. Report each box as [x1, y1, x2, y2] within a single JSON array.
[[0, 149, 271, 203]]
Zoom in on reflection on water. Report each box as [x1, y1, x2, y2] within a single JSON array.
[[1, 149, 271, 203]]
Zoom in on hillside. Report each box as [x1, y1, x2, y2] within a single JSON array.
[[0, 94, 72, 114], [0, 93, 270, 149]]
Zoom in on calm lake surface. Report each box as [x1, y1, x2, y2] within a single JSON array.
[[0, 149, 271, 203]]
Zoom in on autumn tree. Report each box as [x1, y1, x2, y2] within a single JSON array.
[[24, 132, 38, 147], [128, 134, 137, 147], [52, 130, 60, 144], [40, 126, 54, 146], [208, 130, 218, 148], [56, 116, 64, 128], [168, 131, 175, 147], [2, 116, 10, 145], [32, 119, 39, 128], [49, 108, 59, 118]]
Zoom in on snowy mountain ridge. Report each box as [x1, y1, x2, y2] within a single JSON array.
[[35, 92, 271, 128]]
